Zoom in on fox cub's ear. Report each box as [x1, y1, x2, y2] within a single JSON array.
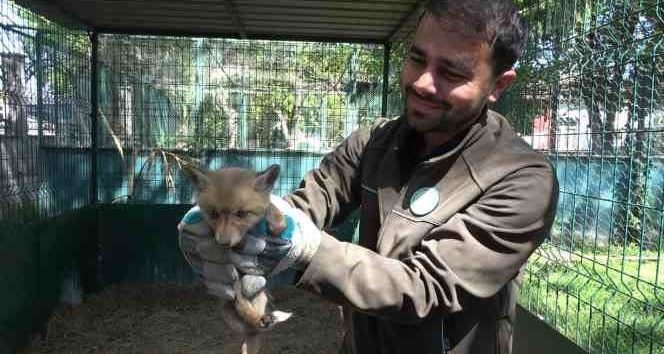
[[182, 165, 210, 191], [254, 164, 280, 193]]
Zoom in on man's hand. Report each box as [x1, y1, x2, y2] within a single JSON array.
[[178, 205, 267, 300], [229, 195, 322, 277]]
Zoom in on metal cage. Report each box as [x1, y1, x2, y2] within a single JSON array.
[[1, 0, 662, 353]]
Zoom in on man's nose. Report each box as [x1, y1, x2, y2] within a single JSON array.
[[413, 70, 437, 96]]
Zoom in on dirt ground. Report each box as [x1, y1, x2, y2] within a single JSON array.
[[26, 283, 344, 354]]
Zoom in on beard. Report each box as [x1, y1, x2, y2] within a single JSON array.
[[403, 88, 485, 134], [405, 104, 453, 133]]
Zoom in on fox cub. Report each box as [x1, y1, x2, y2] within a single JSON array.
[[184, 164, 291, 354]]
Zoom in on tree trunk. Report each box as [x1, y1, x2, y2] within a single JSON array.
[[547, 35, 561, 153], [625, 60, 651, 245], [584, 79, 603, 155], [612, 87, 632, 244], [549, 82, 559, 152], [602, 8, 636, 155], [578, 29, 604, 155], [610, 10, 645, 245]]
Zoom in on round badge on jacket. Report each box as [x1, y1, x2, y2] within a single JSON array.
[[409, 187, 440, 216]]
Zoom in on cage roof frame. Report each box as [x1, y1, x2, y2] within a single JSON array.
[[15, 0, 423, 44]]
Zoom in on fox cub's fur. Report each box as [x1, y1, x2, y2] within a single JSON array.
[[184, 164, 291, 354]]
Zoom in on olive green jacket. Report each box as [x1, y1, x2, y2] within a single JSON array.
[[285, 109, 559, 354]]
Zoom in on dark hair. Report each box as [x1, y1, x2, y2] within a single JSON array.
[[423, 0, 528, 75]]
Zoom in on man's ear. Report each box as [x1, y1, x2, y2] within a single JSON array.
[[182, 165, 210, 191], [254, 164, 280, 193], [488, 69, 516, 103]]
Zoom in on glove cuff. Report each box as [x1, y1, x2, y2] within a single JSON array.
[[294, 232, 320, 271], [289, 212, 321, 271], [269, 218, 321, 274]]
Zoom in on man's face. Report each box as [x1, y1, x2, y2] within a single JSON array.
[[400, 14, 514, 135]]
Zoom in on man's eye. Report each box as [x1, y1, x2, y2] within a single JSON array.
[[236, 210, 249, 218], [409, 55, 425, 65], [441, 69, 466, 81], [209, 210, 220, 219]]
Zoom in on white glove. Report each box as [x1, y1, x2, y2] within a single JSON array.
[[178, 205, 267, 300], [229, 195, 322, 277]]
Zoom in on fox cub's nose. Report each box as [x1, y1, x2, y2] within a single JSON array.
[[215, 234, 233, 247], [216, 233, 245, 249]]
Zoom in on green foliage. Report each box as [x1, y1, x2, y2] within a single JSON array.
[[196, 93, 230, 149], [10, 2, 89, 102], [93, 37, 386, 153]]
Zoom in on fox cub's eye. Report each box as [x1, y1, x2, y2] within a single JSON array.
[[208, 210, 220, 219], [236, 210, 249, 218]]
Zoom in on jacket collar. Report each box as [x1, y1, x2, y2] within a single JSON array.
[[392, 105, 490, 167]]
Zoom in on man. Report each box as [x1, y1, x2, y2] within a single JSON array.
[[178, 0, 559, 353]]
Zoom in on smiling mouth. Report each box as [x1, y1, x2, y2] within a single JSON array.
[[409, 94, 447, 112]]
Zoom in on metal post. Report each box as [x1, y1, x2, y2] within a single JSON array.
[[34, 30, 44, 330], [35, 31, 44, 216], [381, 42, 391, 117], [194, 38, 204, 149], [90, 31, 99, 203], [239, 93, 248, 149], [36, 31, 44, 147]]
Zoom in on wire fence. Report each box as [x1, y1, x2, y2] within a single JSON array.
[[2, 0, 664, 353], [0, 0, 91, 223], [0, 3, 94, 348], [95, 35, 385, 203], [496, 0, 664, 353]]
